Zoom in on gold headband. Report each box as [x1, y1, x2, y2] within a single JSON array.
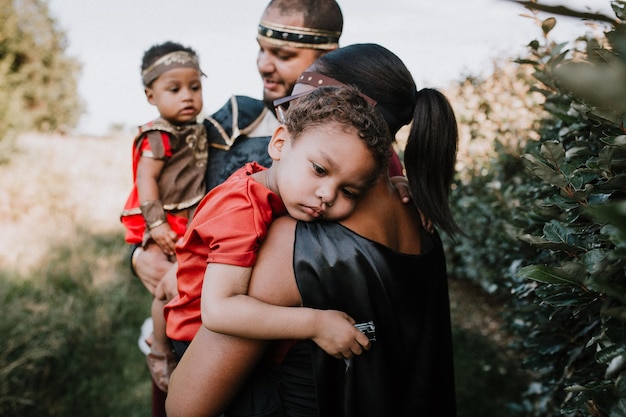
[[257, 20, 340, 50], [142, 51, 204, 86]]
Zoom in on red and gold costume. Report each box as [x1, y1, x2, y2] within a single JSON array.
[[120, 117, 207, 245]]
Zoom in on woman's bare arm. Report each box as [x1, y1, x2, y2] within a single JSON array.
[[166, 217, 300, 417], [166, 326, 268, 417]]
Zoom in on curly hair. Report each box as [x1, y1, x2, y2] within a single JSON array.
[[284, 85, 392, 176]]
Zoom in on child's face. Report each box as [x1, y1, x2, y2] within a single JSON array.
[[145, 67, 203, 124], [270, 122, 378, 222]]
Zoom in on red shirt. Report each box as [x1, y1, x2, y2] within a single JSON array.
[[388, 150, 404, 177], [164, 162, 287, 342]]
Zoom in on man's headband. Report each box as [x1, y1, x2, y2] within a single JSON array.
[[257, 20, 340, 50], [142, 51, 204, 86]]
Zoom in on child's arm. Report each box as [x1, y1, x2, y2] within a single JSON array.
[[201, 262, 371, 359], [136, 156, 178, 255]]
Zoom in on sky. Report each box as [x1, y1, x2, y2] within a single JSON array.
[[46, 0, 612, 137]]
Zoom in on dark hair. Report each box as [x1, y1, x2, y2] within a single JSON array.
[[141, 41, 199, 83], [266, 0, 343, 34], [285, 85, 392, 178], [309, 43, 460, 237], [405, 89, 459, 237]]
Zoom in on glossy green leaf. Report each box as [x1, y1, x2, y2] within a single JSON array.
[[517, 264, 582, 285], [540, 141, 565, 167], [543, 220, 569, 243], [521, 154, 568, 187], [517, 233, 582, 251]]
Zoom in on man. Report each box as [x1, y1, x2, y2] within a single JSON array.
[[128, 1, 343, 416], [132, 0, 343, 292], [202, 0, 344, 192]]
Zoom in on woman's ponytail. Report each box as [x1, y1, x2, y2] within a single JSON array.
[[404, 88, 461, 238]]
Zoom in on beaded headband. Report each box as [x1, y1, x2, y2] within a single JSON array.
[[273, 72, 377, 123], [295, 72, 376, 106], [142, 51, 204, 86], [257, 20, 340, 50]]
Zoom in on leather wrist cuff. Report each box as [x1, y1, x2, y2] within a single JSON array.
[[140, 200, 166, 230]]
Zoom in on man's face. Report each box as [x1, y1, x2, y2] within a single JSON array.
[[256, 11, 326, 108]]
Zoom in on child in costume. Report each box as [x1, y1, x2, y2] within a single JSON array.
[[120, 41, 207, 392], [164, 83, 393, 362]]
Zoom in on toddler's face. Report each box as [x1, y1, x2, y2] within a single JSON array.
[[145, 67, 203, 124], [274, 121, 378, 222]]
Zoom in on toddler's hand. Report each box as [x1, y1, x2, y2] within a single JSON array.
[[312, 310, 371, 359], [150, 223, 178, 256], [390, 176, 411, 204], [390, 176, 434, 233]]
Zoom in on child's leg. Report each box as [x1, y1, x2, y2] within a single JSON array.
[[150, 297, 172, 354], [146, 297, 178, 392]]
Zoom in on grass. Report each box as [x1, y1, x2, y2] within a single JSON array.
[[0, 231, 153, 417], [0, 133, 152, 417]]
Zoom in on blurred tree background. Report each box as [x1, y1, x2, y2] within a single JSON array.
[[0, 0, 82, 155]]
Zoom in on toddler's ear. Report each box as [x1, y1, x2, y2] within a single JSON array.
[[267, 125, 288, 160], [145, 87, 156, 104]]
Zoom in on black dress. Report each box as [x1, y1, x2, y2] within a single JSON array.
[[274, 221, 457, 417]]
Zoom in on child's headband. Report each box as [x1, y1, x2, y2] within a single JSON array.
[[142, 51, 205, 86]]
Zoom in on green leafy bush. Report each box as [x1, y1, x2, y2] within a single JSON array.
[[446, 1, 626, 415], [513, 3, 626, 413], [443, 60, 546, 294]]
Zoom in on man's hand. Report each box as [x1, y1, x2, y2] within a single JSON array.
[[135, 243, 174, 295]]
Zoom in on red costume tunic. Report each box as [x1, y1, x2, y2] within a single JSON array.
[[164, 162, 287, 342], [120, 118, 207, 245]]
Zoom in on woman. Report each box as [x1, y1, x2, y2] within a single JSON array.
[[166, 43, 459, 417]]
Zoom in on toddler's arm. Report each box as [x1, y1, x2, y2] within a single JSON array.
[[201, 262, 370, 359], [136, 156, 178, 255]]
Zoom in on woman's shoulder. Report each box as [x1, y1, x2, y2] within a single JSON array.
[[297, 219, 439, 259]]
